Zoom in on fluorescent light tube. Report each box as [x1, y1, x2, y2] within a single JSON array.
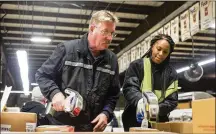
[[16, 50, 29, 95], [0, 90, 32, 94], [198, 58, 215, 66], [30, 37, 51, 43], [176, 58, 215, 73], [31, 83, 39, 86], [176, 66, 190, 73]]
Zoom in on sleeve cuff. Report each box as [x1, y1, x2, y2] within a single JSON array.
[[49, 89, 61, 101], [102, 111, 110, 119], [102, 110, 114, 123]]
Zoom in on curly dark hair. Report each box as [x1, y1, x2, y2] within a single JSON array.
[[142, 34, 175, 65]]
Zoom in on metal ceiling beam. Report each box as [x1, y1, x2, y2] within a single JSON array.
[[9, 60, 44, 65], [2, 39, 122, 47], [192, 36, 215, 41], [114, 1, 186, 53], [175, 44, 215, 49], [170, 56, 201, 60], [174, 47, 215, 52], [0, 9, 144, 24], [171, 52, 209, 56], [1, 3, 147, 20], [173, 49, 215, 54], [3, 1, 156, 14], [102, 1, 164, 6], [7, 53, 50, 58], [170, 54, 204, 58], [4, 43, 57, 48], [9, 56, 47, 61], [1, 30, 126, 41], [4, 42, 119, 50], [6, 48, 53, 55], [3, 39, 119, 49], [2, 33, 123, 43], [0, 26, 129, 38], [198, 29, 215, 34], [185, 39, 216, 45], [195, 32, 216, 38]]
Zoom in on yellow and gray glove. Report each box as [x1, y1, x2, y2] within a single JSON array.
[[136, 98, 146, 123]]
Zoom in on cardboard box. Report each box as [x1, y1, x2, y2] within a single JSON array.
[[36, 125, 74, 132], [177, 102, 191, 109], [155, 123, 171, 132], [129, 127, 159, 132], [192, 98, 215, 134], [169, 122, 193, 134], [0, 112, 37, 132], [151, 122, 157, 129]]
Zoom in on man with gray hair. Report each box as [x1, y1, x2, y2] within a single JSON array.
[[35, 10, 120, 131], [21, 86, 47, 125], [31, 86, 47, 104]]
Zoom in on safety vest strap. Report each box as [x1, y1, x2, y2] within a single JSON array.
[[141, 58, 152, 92]]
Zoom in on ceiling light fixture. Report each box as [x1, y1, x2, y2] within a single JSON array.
[[16, 50, 30, 95], [30, 37, 51, 43], [176, 58, 215, 73], [31, 83, 39, 86], [198, 58, 215, 66], [0, 90, 32, 94]]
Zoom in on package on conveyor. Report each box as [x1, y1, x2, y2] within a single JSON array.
[[0, 112, 37, 132], [36, 125, 74, 132], [168, 121, 193, 134], [129, 127, 159, 132], [151, 122, 171, 132], [192, 98, 215, 134], [152, 121, 193, 134]]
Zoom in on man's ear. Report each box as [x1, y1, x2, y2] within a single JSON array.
[[89, 24, 95, 33]]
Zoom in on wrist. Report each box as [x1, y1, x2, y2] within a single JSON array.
[[52, 92, 64, 102], [102, 111, 109, 120]]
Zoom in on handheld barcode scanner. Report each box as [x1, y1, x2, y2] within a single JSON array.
[[141, 91, 159, 127], [64, 88, 83, 117]]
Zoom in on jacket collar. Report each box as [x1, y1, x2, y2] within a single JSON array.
[[78, 33, 108, 61]]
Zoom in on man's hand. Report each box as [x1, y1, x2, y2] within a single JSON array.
[[51, 92, 65, 111], [91, 113, 108, 132]]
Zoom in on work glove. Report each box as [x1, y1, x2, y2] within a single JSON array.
[[64, 88, 83, 117], [136, 98, 146, 123]]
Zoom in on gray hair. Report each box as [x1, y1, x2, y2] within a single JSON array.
[[89, 10, 119, 28], [31, 86, 44, 102]]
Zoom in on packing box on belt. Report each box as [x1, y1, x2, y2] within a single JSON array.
[[192, 98, 215, 134], [152, 122, 192, 133], [177, 102, 191, 109], [0, 112, 37, 132], [152, 122, 171, 132], [168, 122, 193, 134], [36, 125, 74, 132], [129, 127, 159, 132]]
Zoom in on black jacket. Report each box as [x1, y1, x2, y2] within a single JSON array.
[[35, 34, 120, 131], [21, 101, 46, 126], [122, 58, 178, 131], [21, 101, 46, 115]]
